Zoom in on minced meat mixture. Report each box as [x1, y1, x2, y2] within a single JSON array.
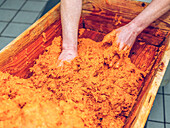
[[0, 35, 145, 128]]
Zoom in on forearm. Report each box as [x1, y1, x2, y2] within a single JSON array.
[[102, 0, 170, 51], [61, 0, 82, 50], [129, 0, 170, 34]]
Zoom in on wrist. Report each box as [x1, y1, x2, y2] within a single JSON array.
[[62, 46, 77, 51], [128, 21, 144, 35], [62, 40, 77, 51]]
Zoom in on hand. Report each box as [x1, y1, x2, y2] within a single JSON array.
[[58, 49, 78, 66], [102, 23, 140, 68], [102, 23, 140, 51], [115, 23, 139, 50]]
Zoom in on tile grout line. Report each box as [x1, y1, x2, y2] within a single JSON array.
[[28, 0, 48, 1], [0, 0, 6, 7], [0, 8, 41, 13], [156, 92, 170, 96], [148, 119, 170, 124], [0, 0, 28, 36], [10, 22, 32, 25], [0, 20, 32, 25], [163, 86, 166, 128], [0, 35, 16, 38], [162, 93, 170, 96], [33, 1, 48, 22], [157, 92, 163, 95]]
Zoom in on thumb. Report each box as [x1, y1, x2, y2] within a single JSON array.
[[102, 30, 116, 43]]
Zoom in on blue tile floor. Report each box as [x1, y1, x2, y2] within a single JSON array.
[[0, 0, 169, 128]]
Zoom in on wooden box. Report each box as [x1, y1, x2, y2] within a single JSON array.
[[0, 0, 169, 127]]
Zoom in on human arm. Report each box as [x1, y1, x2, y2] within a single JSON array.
[[58, 0, 82, 62], [102, 0, 170, 50]]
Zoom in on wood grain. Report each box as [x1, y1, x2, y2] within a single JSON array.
[[0, 20, 62, 78], [82, 0, 170, 32]]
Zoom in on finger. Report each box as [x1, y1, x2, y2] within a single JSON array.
[[56, 59, 64, 67], [102, 30, 116, 43], [123, 45, 131, 56], [119, 42, 125, 51], [123, 46, 128, 51], [114, 59, 122, 69], [109, 54, 120, 67], [116, 41, 120, 48], [58, 61, 63, 67], [114, 33, 121, 48], [102, 34, 112, 43]]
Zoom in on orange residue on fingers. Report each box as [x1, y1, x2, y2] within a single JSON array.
[[0, 34, 146, 127]]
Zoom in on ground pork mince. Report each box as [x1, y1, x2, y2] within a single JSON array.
[[0, 35, 146, 128]]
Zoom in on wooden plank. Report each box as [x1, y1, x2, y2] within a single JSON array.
[[127, 37, 170, 128], [0, 20, 62, 78], [83, 15, 166, 46]]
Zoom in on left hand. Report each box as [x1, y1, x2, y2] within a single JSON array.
[[102, 23, 140, 51], [102, 23, 140, 68]]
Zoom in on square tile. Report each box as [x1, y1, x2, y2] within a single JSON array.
[[0, 9, 17, 22], [39, 0, 60, 18], [21, 1, 47, 11], [1, 23, 30, 37], [147, 121, 164, 128], [1, 0, 26, 10], [165, 95, 170, 123], [148, 94, 164, 122], [166, 124, 170, 128], [164, 83, 170, 95], [34, 12, 41, 21], [0, 22, 7, 33], [12, 11, 39, 24], [0, 37, 14, 50]]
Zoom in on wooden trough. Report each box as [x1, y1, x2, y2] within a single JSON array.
[[0, 0, 169, 127]]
